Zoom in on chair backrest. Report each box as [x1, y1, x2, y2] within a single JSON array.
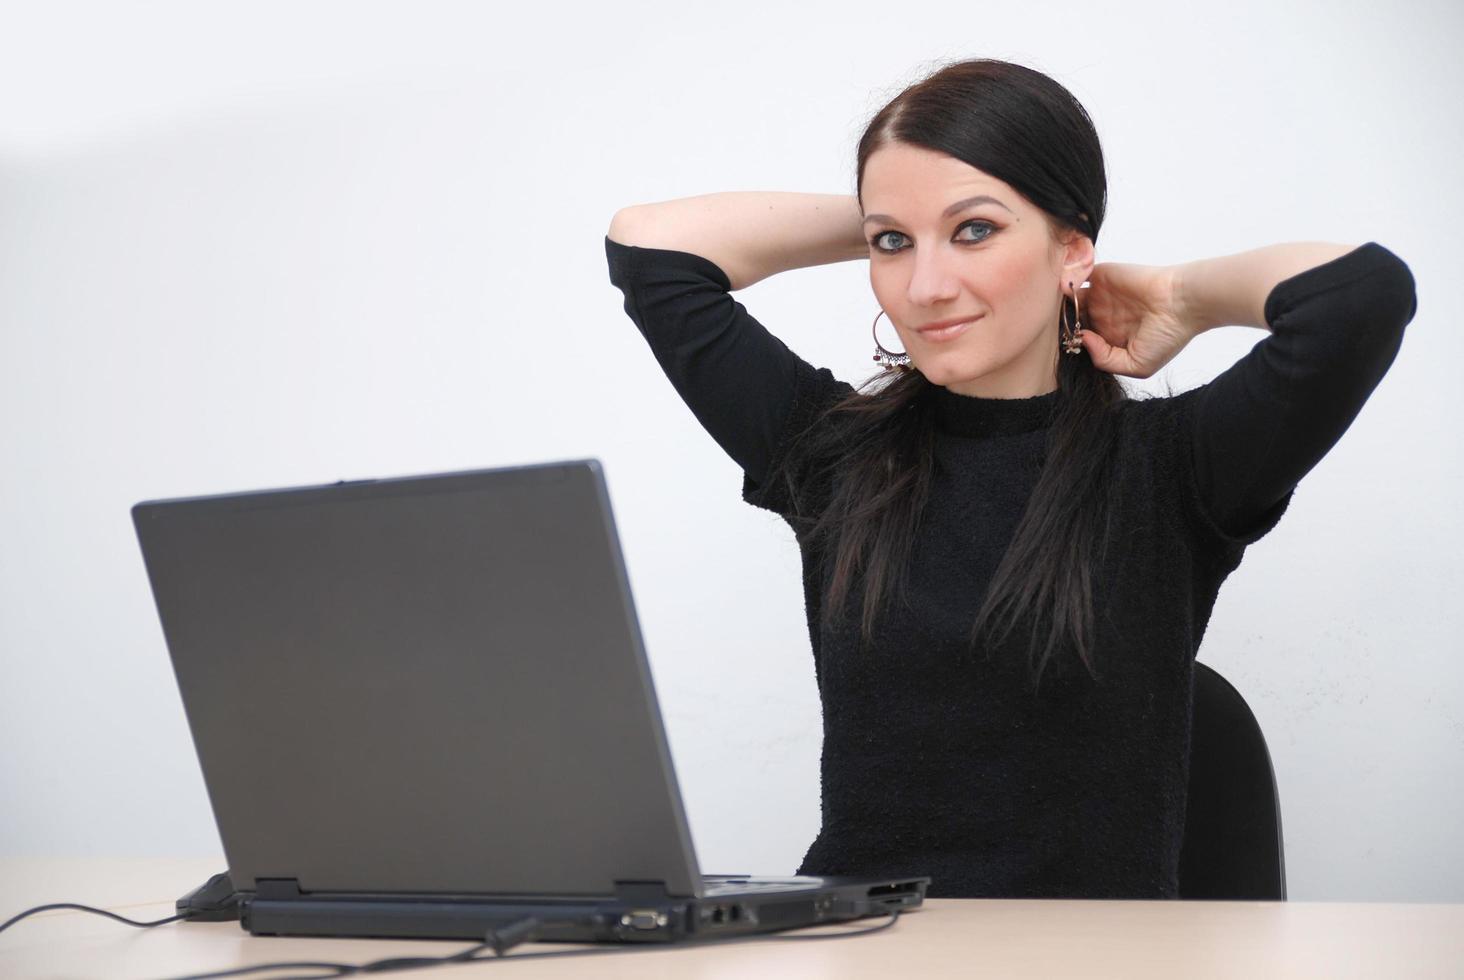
[[1177, 662, 1287, 900]]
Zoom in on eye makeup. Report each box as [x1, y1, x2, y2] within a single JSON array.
[[869, 218, 997, 254]]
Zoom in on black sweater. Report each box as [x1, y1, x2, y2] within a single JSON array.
[[604, 235, 1416, 899]]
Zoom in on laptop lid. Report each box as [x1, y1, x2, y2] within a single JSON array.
[[132, 459, 706, 899]]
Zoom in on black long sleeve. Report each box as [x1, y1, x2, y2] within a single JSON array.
[[1184, 242, 1417, 545], [604, 231, 1416, 899], [604, 236, 822, 485]]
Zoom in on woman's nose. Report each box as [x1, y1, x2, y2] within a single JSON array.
[[905, 248, 963, 307]]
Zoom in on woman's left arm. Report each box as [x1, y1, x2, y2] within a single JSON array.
[[1176, 242, 1363, 333], [1174, 241, 1418, 542]]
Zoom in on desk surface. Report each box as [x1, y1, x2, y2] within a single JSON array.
[[2, 857, 1462, 979]]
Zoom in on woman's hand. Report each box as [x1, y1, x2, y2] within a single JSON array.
[[1074, 262, 1200, 379]]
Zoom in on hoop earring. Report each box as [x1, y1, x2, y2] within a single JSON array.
[[872, 309, 912, 372], [1060, 281, 1084, 355]]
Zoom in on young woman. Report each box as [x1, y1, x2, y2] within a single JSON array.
[[603, 59, 1416, 900]]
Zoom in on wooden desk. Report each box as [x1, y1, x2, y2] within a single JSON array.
[[2, 857, 1460, 979]]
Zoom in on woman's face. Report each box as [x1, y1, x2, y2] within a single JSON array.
[[860, 142, 1094, 398]]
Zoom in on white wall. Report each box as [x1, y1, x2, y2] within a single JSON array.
[[1, 0, 1458, 902]]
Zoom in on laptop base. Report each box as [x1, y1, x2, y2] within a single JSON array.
[[201, 874, 928, 943]]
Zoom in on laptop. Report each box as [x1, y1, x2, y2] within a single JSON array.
[[131, 458, 929, 943]]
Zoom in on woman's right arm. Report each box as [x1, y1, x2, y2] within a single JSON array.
[[608, 192, 868, 292], [604, 193, 866, 516]]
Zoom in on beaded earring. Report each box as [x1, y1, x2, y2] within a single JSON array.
[[1060, 280, 1085, 354], [871, 309, 911, 372]]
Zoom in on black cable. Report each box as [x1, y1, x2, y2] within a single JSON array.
[[157, 915, 608, 980], [764, 907, 902, 940], [0, 896, 902, 980], [155, 938, 500, 979], [0, 903, 191, 934], [158, 909, 903, 978]]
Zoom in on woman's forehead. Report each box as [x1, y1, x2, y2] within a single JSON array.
[[862, 144, 1017, 209], [864, 174, 1022, 229]]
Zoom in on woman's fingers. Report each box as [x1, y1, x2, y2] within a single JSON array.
[[1078, 328, 1145, 378]]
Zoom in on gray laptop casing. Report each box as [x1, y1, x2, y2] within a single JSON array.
[[132, 459, 927, 942]]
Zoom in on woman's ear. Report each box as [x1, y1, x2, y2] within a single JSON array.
[[1061, 232, 1096, 292]]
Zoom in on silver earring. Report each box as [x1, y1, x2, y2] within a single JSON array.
[[872, 309, 911, 371]]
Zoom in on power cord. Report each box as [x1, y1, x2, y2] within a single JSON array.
[[0, 897, 902, 979], [159, 915, 547, 979], [1, 904, 554, 978], [0, 903, 192, 933]]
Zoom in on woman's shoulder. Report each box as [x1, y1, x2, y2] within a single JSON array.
[[1115, 382, 1209, 422], [1110, 383, 1210, 457]]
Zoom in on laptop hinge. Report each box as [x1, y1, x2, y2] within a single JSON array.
[[254, 877, 305, 901], [612, 880, 677, 905], [251, 878, 680, 906]]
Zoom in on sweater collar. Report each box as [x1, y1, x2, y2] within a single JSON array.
[[928, 384, 1061, 438]]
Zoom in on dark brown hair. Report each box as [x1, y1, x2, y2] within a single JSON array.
[[770, 59, 1129, 694]]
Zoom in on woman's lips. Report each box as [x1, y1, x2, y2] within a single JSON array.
[[918, 316, 980, 342]]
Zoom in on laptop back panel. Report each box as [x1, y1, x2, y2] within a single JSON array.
[[132, 460, 703, 899]]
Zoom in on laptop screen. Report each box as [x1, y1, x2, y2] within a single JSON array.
[[132, 460, 702, 898]]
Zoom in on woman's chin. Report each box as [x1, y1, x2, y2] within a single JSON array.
[[916, 354, 989, 387]]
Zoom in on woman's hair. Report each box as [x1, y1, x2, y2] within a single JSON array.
[[770, 58, 1129, 694]]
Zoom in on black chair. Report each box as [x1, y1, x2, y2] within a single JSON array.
[[1177, 662, 1287, 900]]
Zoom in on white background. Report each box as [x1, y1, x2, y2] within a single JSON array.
[[1, 0, 1459, 902]]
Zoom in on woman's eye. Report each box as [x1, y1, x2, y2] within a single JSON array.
[[869, 230, 903, 251], [869, 219, 994, 254], [956, 220, 994, 242]]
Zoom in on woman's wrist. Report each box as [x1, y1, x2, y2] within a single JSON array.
[[1172, 256, 1266, 334], [1170, 262, 1222, 337]]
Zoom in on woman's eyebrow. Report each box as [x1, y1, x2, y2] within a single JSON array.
[[861, 194, 1013, 226]]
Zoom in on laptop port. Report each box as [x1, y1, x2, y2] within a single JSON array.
[[699, 903, 749, 928], [867, 881, 922, 905], [620, 909, 668, 930]]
